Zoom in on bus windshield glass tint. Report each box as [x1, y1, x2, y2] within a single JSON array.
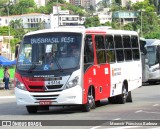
[[17, 32, 82, 71]]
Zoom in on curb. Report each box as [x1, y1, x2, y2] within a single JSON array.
[[0, 96, 15, 99]]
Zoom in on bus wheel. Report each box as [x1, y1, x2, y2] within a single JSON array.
[[26, 106, 38, 114], [117, 85, 128, 104], [82, 90, 95, 112], [126, 91, 132, 102]]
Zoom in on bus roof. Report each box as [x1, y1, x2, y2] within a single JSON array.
[[24, 26, 138, 36], [86, 28, 138, 35], [145, 39, 160, 46], [24, 26, 86, 36]]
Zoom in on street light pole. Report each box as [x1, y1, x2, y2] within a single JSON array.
[[139, 9, 145, 37], [7, 4, 11, 60], [141, 10, 143, 37], [57, 0, 59, 27]]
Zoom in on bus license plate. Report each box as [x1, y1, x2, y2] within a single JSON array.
[[46, 80, 60, 85], [39, 100, 52, 105]]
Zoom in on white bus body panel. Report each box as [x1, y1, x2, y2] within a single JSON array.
[[110, 61, 142, 97]]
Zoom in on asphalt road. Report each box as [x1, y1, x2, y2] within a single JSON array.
[[0, 83, 160, 129]]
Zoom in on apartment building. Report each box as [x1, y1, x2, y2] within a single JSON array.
[[94, 8, 112, 24], [0, 13, 50, 29], [112, 11, 138, 25]]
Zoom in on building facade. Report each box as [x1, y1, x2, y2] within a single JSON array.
[[0, 13, 50, 29], [112, 11, 138, 25]]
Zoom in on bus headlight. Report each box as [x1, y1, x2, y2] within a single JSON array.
[[15, 78, 27, 91], [64, 76, 79, 89]]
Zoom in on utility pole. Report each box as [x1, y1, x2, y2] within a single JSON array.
[[57, 0, 59, 27]]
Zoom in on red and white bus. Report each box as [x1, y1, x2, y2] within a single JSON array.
[[15, 26, 142, 113]]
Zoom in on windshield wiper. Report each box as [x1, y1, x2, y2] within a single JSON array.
[[54, 57, 63, 72], [28, 63, 37, 73]]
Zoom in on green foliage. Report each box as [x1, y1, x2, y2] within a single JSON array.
[[9, 19, 25, 39], [84, 16, 100, 28], [10, 38, 20, 52], [0, 26, 9, 36], [102, 22, 112, 26]]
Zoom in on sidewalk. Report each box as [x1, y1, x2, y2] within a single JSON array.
[[0, 82, 15, 96], [0, 89, 15, 96]]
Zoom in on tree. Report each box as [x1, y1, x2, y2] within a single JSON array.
[[9, 19, 25, 39], [131, 0, 159, 38], [84, 16, 100, 28]]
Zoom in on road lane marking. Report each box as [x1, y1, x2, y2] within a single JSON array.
[[135, 110, 160, 114], [153, 104, 159, 107], [135, 110, 142, 113], [0, 96, 15, 99], [90, 126, 101, 129], [141, 110, 160, 114], [113, 118, 121, 120]]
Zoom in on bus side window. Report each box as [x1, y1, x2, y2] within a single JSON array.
[[105, 35, 116, 63], [84, 36, 94, 63], [131, 36, 140, 60], [95, 35, 106, 64], [115, 35, 124, 62], [123, 35, 132, 61]]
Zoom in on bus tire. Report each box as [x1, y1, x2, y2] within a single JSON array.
[[117, 85, 128, 104], [82, 88, 95, 112], [126, 91, 132, 102], [26, 106, 38, 114]]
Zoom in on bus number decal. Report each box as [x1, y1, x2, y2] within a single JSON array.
[[112, 68, 121, 76]]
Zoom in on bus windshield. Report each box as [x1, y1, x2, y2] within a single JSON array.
[[147, 46, 157, 66], [17, 32, 82, 71]]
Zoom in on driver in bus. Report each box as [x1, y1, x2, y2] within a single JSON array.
[[69, 43, 80, 57], [45, 52, 54, 69]]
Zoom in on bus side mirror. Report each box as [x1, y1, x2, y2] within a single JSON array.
[[15, 42, 20, 58]]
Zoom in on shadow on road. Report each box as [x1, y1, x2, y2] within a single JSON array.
[[0, 100, 109, 115]]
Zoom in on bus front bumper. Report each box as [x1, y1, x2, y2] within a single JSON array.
[[15, 86, 82, 106]]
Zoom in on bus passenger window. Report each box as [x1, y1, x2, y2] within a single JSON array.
[[84, 36, 94, 63], [106, 50, 116, 63], [133, 49, 140, 60], [95, 35, 106, 64], [116, 50, 124, 62], [124, 49, 132, 61], [105, 35, 114, 49], [131, 36, 139, 48], [131, 36, 140, 60], [115, 35, 123, 48]]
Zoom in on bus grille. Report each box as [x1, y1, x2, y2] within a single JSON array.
[[29, 86, 43, 90], [32, 94, 59, 100], [46, 85, 63, 89]]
